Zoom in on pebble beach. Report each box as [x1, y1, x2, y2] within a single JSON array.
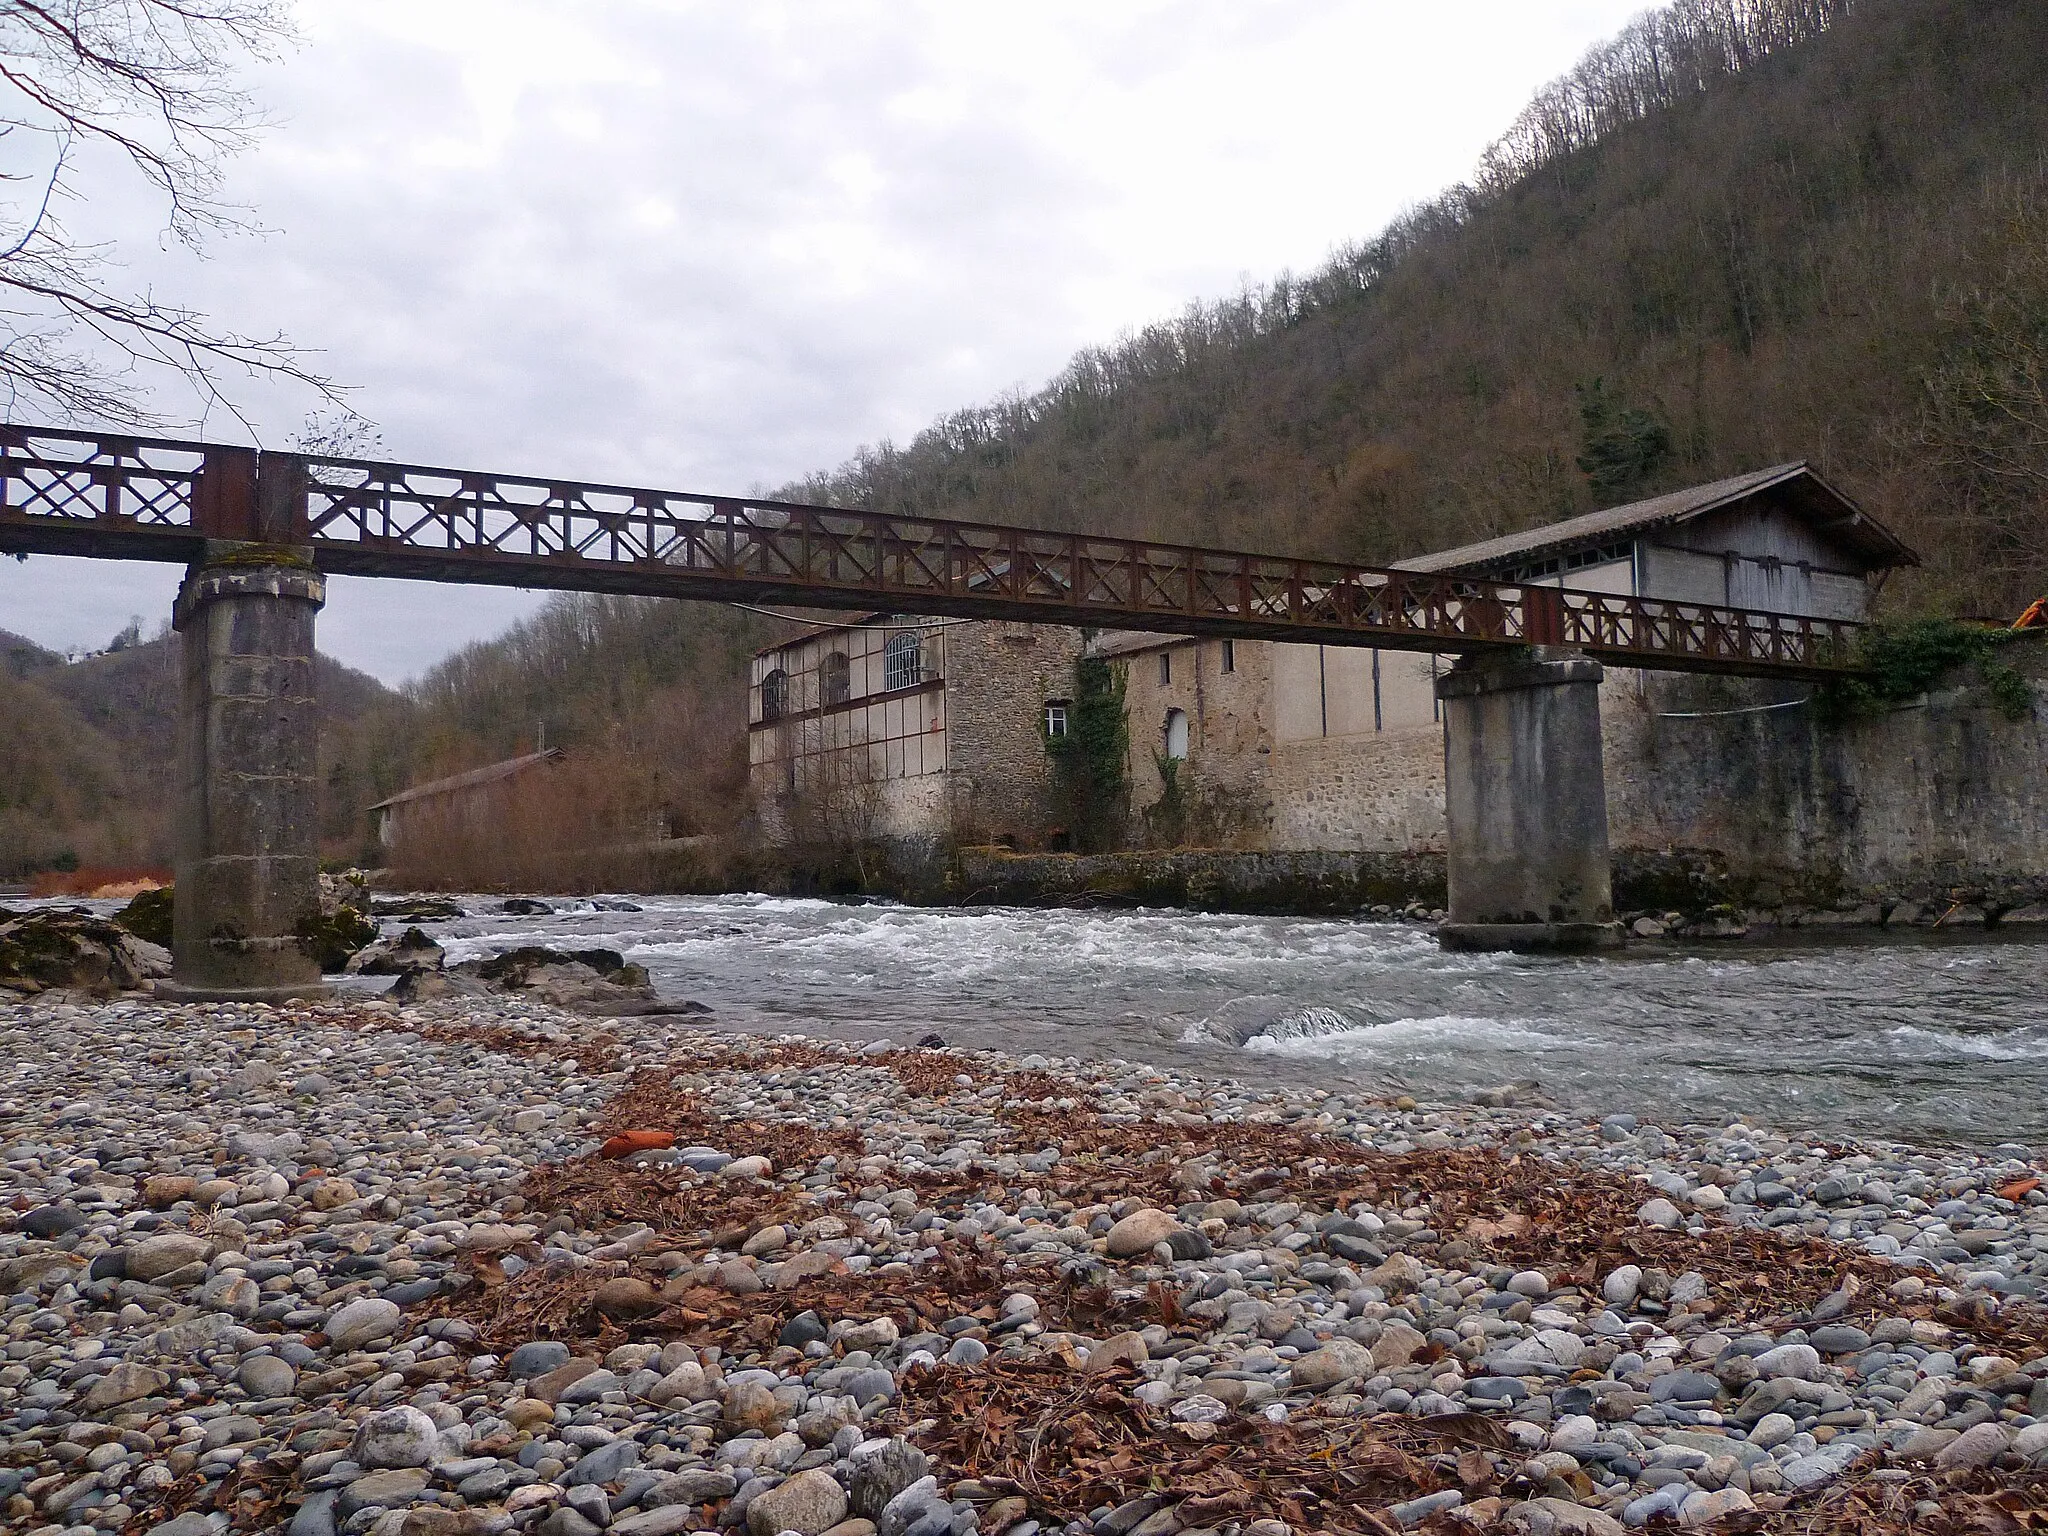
[[5, 988, 2048, 1536]]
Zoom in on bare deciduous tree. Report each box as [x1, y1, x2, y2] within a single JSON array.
[[1911, 200, 2048, 607], [0, 0, 334, 424]]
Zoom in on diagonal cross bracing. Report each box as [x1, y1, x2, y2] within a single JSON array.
[[0, 424, 1865, 679]]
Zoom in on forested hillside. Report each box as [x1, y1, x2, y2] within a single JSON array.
[[787, 0, 2048, 616], [0, 626, 396, 878], [379, 594, 777, 875], [2, 596, 777, 879]]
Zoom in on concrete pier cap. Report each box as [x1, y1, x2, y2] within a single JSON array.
[[156, 541, 333, 1003], [1434, 645, 1624, 953]]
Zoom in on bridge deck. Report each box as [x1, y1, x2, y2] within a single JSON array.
[[0, 425, 1864, 679]]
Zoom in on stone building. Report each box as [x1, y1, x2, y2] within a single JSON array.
[[747, 616, 1082, 850], [747, 463, 1918, 855]]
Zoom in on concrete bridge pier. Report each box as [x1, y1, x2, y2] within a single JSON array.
[[156, 535, 331, 1002], [1435, 646, 1624, 953]]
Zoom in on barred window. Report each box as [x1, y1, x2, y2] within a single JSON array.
[[760, 669, 789, 722], [884, 631, 922, 691]]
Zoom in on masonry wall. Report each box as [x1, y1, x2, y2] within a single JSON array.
[[1603, 643, 2048, 907], [942, 621, 1084, 849], [957, 845, 1446, 914], [1239, 640, 2048, 909], [1118, 637, 1275, 847], [1268, 727, 1446, 851]]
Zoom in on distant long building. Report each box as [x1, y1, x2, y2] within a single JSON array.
[[368, 748, 563, 851]]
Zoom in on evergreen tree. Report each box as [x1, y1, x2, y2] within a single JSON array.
[[1575, 379, 1675, 503]]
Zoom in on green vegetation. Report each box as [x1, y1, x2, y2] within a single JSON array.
[[202, 544, 317, 571], [1145, 752, 1189, 848], [1045, 655, 1129, 853], [296, 902, 379, 974], [1818, 619, 2038, 723], [114, 887, 174, 948], [1574, 380, 1675, 504]]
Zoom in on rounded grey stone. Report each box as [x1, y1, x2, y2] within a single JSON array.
[[507, 1340, 573, 1379]]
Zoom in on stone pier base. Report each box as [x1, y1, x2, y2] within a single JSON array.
[[158, 546, 332, 1002], [1435, 647, 1623, 953]]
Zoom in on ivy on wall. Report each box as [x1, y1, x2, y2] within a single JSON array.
[[1817, 619, 2037, 724], [1045, 654, 1129, 852], [1144, 752, 1189, 848]]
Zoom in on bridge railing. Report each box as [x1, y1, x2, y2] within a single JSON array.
[[0, 423, 1864, 676]]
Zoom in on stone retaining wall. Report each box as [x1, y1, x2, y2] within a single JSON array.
[[1218, 639, 2048, 911], [950, 844, 2048, 926], [954, 847, 1445, 915], [1604, 643, 2048, 913]]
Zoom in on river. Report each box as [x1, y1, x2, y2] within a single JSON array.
[[393, 895, 2048, 1151]]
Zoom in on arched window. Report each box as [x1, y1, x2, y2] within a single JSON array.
[[884, 631, 922, 691], [760, 668, 789, 722], [1163, 707, 1189, 760], [820, 651, 851, 706]]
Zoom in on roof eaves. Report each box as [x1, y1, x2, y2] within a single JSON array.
[[753, 613, 889, 658], [1393, 462, 1917, 576], [369, 748, 562, 811]]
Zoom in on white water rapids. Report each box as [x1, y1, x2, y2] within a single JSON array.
[[407, 895, 2048, 1150]]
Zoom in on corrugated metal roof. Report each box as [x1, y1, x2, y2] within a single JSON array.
[[369, 749, 562, 812], [1392, 462, 1917, 576]]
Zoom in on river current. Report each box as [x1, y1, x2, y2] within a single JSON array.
[[395, 895, 2048, 1151]]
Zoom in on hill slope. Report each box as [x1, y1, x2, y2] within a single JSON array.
[[785, 0, 2048, 614], [0, 632, 400, 877]]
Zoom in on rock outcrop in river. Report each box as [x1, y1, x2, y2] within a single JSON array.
[[0, 906, 170, 997]]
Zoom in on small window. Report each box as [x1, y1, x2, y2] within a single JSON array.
[[1045, 700, 1070, 738], [1164, 707, 1188, 760], [760, 668, 789, 722], [1158, 651, 1172, 686], [884, 631, 922, 691], [1220, 639, 1235, 673], [820, 651, 850, 706]]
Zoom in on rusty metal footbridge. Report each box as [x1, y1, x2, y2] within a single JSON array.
[[0, 425, 1863, 680]]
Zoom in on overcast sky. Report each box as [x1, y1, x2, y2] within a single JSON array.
[[0, 0, 1645, 684]]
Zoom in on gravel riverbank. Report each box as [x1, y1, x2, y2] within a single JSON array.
[[4, 990, 2048, 1536]]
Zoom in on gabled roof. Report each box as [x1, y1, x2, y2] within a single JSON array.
[[369, 749, 562, 812], [1393, 462, 1918, 577]]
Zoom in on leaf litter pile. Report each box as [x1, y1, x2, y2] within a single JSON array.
[[398, 1035, 2048, 1534], [888, 1351, 1530, 1529]]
